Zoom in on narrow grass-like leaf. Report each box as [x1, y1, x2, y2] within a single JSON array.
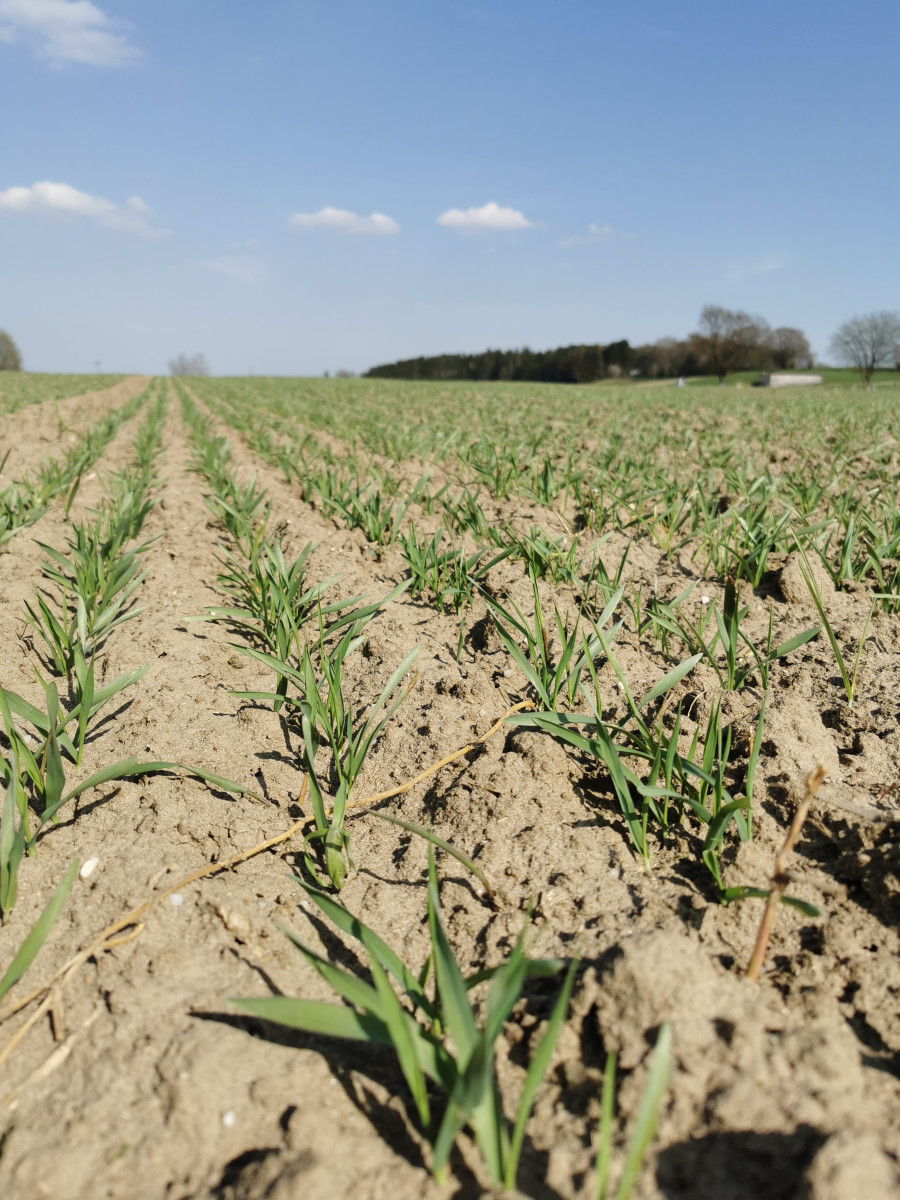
[[613, 1022, 672, 1200], [506, 957, 578, 1189], [0, 858, 79, 998]]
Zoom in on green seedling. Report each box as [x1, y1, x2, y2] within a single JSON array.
[[195, 540, 344, 693], [794, 538, 875, 705], [0, 676, 256, 921], [230, 850, 577, 1189], [461, 439, 525, 500], [440, 488, 492, 541], [399, 526, 511, 614], [300, 638, 420, 889], [681, 576, 819, 692], [326, 482, 410, 549], [506, 525, 581, 585], [480, 570, 623, 712], [595, 1023, 672, 1200], [581, 538, 632, 610], [507, 627, 758, 881], [0, 859, 78, 982]]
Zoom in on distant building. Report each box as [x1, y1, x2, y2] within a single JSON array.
[[756, 373, 823, 388]]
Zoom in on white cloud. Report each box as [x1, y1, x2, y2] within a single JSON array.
[[559, 223, 615, 248], [199, 254, 264, 286], [559, 223, 637, 248], [288, 206, 399, 236], [0, 181, 170, 237], [437, 201, 536, 232], [728, 255, 787, 280], [0, 0, 137, 66]]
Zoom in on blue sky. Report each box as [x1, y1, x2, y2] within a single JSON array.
[[1, 0, 897, 375]]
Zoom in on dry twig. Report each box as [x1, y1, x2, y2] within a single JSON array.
[[745, 763, 827, 982], [0, 700, 526, 1086]]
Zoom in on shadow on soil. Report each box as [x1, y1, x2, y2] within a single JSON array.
[[655, 1125, 825, 1200], [197, 1010, 565, 1200]]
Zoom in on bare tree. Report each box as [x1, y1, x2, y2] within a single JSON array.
[[829, 312, 900, 386], [769, 327, 812, 370], [694, 305, 769, 381], [169, 352, 210, 377], [0, 330, 22, 372]]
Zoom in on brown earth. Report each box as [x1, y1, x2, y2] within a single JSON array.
[[0, 377, 150, 482], [0, 385, 898, 1200]]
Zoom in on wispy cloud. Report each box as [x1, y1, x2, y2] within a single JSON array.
[[559, 223, 635, 247], [728, 255, 788, 280], [0, 181, 169, 237], [198, 254, 264, 286], [0, 0, 138, 66], [288, 206, 399, 235], [437, 201, 536, 232], [559, 223, 615, 247]]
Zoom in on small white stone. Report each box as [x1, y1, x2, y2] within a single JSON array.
[[479, 707, 486, 717], [502, 669, 512, 677], [169, 893, 184, 907], [700, 595, 711, 605], [222, 1110, 236, 1128], [79, 857, 99, 879]]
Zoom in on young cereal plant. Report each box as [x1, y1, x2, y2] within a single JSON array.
[[399, 526, 511, 614], [230, 850, 577, 1190], [508, 626, 761, 884], [0, 671, 257, 922], [0, 859, 78, 984], [328, 482, 410, 551], [194, 539, 347, 710], [793, 537, 875, 705], [460, 440, 524, 500], [480, 569, 623, 712], [595, 1023, 673, 1200], [298, 635, 420, 889], [232, 591, 418, 889], [0, 677, 157, 921], [581, 537, 631, 610], [440, 488, 492, 542], [506, 525, 581, 586], [685, 576, 819, 692]]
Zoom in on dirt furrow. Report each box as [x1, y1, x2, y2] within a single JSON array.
[[0, 390, 898, 1199], [0, 376, 150, 482]]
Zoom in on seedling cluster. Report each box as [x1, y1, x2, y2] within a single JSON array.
[[3, 371, 897, 1195]]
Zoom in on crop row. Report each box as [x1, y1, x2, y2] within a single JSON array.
[[173, 382, 673, 1192], [178, 383, 875, 891], [0, 373, 129, 416], [192, 376, 900, 611], [0, 382, 152, 549]]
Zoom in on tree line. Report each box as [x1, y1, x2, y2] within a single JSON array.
[[364, 306, 817, 383], [365, 307, 900, 385]]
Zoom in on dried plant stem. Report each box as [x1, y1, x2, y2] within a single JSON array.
[[745, 763, 827, 982], [345, 699, 534, 812], [0, 703, 526, 1084], [0, 780, 308, 1048]]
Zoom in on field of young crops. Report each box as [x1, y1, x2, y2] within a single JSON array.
[[1, 372, 898, 1199]]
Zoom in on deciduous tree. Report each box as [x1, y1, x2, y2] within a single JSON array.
[[769, 326, 812, 370], [694, 306, 769, 381], [169, 352, 210, 377], [0, 330, 22, 371], [829, 312, 900, 386]]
